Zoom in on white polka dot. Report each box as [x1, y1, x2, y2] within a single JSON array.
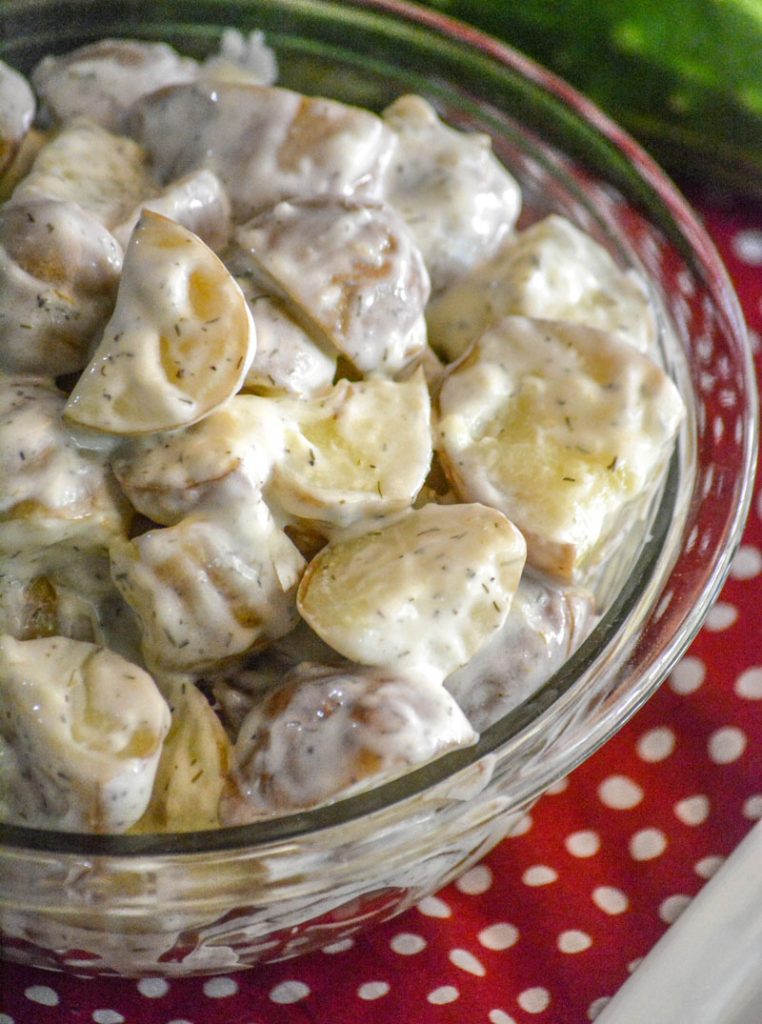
[[0, 1016, 14, 1024], [558, 929, 593, 953], [736, 667, 762, 700], [588, 996, 612, 1020], [636, 725, 677, 762], [629, 827, 668, 861], [136, 978, 169, 999], [659, 894, 692, 924], [93, 1013, 125, 1024], [269, 981, 311, 1004], [489, 1011, 517, 1024], [598, 775, 644, 810], [417, 895, 451, 918], [510, 813, 533, 836], [732, 228, 762, 265], [427, 986, 460, 1005], [478, 922, 519, 951], [25, 987, 59, 1007], [322, 938, 355, 953], [358, 981, 390, 1000], [674, 794, 710, 826], [546, 777, 569, 795], [456, 864, 493, 894], [704, 601, 738, 631], [695, 854, 724, 878], [449, 948, 486, 976], [592, 886, 629, 915], [518, 987, 551, 1014], [565, 830, 601, 858], [627, 958, 644, 973], [669, 657, 705, 695], [203, 977, 238, 999], [390, 932, 427, 955], [708, 726, 747, 763], [743, 794, 762, 819], [730, 545, 762, 579], [165, 1020, 193, 1024], [522, 864, 558, 887]]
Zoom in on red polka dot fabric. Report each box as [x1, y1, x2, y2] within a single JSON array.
[[2, 189, 760, 1024]]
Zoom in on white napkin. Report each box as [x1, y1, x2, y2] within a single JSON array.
[[597, 816, 762, 1024]]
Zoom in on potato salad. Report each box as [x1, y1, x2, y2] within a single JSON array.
[[0, 32, 685, 833]]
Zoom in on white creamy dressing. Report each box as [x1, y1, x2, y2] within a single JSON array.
[[0, 34, 685, 832]]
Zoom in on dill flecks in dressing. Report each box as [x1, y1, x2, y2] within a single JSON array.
[[0, 30, 684, 832]]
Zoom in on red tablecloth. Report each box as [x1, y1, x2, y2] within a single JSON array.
[[1, 188, 760, 1024]]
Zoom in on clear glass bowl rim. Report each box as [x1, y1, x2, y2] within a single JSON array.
[[0, 0, 757, 858]]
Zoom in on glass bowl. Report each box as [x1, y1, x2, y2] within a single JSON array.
[[0, 0, 757, 978]]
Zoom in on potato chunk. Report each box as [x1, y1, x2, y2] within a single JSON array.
[[64, 211, 254, 435], [220, 664, 477, 821], [0, 635, 170, 832], [112, 168, 231, 252], [12, 117, 156, 231], [427, 213, 657, 361], [131, 677, 232, 833], [131, 81, 395, 221], [0, 198, 122, 375], [297, 502, 526, 679], [267, 370, 432, 532], [110, 503, 305, 672], [31, 38, 199, 131], [437, 316, 685, 580], [382, 94, 521, 292], [445, 574, 597, 730], [0, 58, 36, 176], [0, 378, 130, 554], [235, 197, 429, 375], [112, 394, 284, 525]]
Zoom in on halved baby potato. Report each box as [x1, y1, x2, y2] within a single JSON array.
[[267, 370, 432, 531], [31, 38, 199, 132], [0, 634, 170, 832], [110, 502, 305, 673], [0, 377, 131, 554], [445, 573, 598, 731], [131, 676, 232, 833], [427, 213, 657, 362], [0, 197, 122, 376], [65, 211, 254, 435], [12, 116, 155, 230], [112, 394, 285, 525], [112, 168, 231, 252], [0, 58, 36, 177], [220, 663, 477, 821], [235, 196, 429, 375], [297, 501, 526, 679], [382, 94, 521, 293], [131, 81, 395, 220], [437, 315, 685, 581]]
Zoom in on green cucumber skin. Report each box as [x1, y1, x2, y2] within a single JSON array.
[[421, 0, 762, 197]]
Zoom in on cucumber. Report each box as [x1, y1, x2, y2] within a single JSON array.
[[421, 0, 762, 197]]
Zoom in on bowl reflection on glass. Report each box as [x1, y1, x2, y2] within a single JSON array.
[[0, 0, 757, 977]]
